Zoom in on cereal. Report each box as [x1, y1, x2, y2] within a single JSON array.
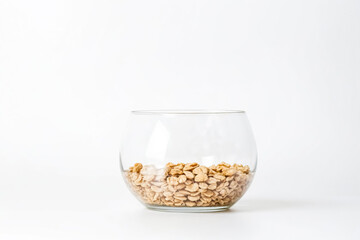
[[185, 201, 196, 207], [183, 163, 199, 171], [199, 182, 208, 189], [214, 174, 226, 181], [193, 167, 203, 175], [185, 179, 193, 185], [194, 172, 208, 182], [188, 195, 201, 201], [183, 171, 194, 179], [170, 168, 183, 175], [185, 183, 199, 192], [167, 176, 179, 186], [131, 163, 143, 173], [223, 168, 237, 176], [203, 190, 214, 198], [176, 184, 186, 190], [178, 175, 187, 183], [178, 190, 190, 195], [125, 162, 252, 207]]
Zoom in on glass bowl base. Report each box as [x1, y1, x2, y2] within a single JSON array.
[[145, 204, 230, 213]]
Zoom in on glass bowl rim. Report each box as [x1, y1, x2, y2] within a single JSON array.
[[131, 109, 246, 115]]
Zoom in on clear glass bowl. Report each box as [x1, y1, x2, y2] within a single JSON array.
[[120, 110, 257, 212]]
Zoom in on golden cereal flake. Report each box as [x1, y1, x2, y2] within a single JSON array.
[[125, 162, 252, 207]]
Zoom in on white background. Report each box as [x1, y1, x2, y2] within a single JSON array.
[[1, 0, 359, 239]]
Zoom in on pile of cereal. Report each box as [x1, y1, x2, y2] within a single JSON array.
[[124, 162, 252, 207]]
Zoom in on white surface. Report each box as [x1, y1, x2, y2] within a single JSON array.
[[1, 189, 359, 239], [1, 176, 360, 239], [1, 0, 360, 239]]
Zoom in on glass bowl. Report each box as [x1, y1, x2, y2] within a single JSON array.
[[120, 110, 257, 212]]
